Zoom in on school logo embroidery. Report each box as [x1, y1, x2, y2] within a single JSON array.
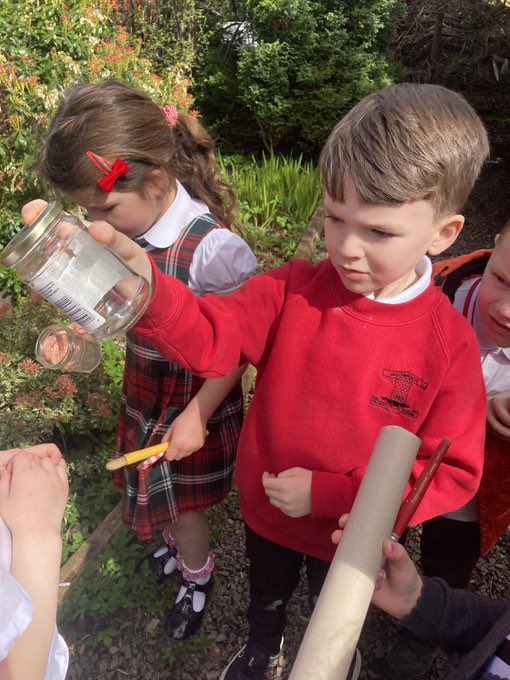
[[370, 369, 428, 419]]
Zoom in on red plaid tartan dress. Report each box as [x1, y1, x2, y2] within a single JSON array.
[[114, 214, 243, 540]]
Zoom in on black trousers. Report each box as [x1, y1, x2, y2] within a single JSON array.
[[245, 524, 330, 654], [419, 515, 480, 589]]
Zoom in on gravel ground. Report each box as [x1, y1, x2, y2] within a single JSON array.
[[63, 104, 510, 679]]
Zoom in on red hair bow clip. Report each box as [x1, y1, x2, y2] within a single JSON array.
[[161, 105, 178, 128], [85, 151, 130, 192]]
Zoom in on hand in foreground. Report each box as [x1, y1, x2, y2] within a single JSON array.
[[487, 391, 510, 441], [332, 514, 423, 620], [161, 407, 207, 461], [262, 467, 312, 517], [21, 199, 49, 226], [87, 220, 152, 283], [0, 443, 63, 471], [21, 199, 153, 285], [0, 451, 68, 539]]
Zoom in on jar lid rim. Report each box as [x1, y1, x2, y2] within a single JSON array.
[[0, 202, 63, 267]]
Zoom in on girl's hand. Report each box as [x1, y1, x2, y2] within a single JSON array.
[[161, 407, 207, 461], [262, 467, 312, 517], [332, 514, 423, 620], [0, 452, 68, 540]]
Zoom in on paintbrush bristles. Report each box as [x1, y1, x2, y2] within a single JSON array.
[[105, 457, 127, 471]]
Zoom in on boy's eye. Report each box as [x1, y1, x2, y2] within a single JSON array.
[[325, 214, 343, 224], [494, 273, 510, 286], [371, 229, 393, 238]]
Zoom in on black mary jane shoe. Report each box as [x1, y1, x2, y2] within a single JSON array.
[[146, 544, 178, 585], [164, 576, 214, 641]]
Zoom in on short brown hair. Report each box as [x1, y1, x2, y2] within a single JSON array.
[[319, 83, 489, 216], [37, 80, 237, 228]]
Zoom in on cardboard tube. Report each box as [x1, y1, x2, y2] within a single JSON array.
[[289, 425, 421, 680]]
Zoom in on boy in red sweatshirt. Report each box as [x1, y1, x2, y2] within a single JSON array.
[[23, 83, 489, 680]]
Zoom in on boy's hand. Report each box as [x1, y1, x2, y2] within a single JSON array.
[[487, 392, 510, 441], [0, 451, 68, 539], [21, 199, 48, 226], [87, 220, 153, 283], [160, 409, 207, 461], [21, 200, 50, 301], [21, 199, 153, 284], [262, 467, 312, 517], [332, 514, 423, 620]]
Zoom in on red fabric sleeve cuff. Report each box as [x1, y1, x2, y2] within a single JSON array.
[[311, 469, 363, 519]]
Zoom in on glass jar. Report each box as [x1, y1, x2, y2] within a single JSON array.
[[0, 202, 151, 339], [36, 324, 102, 373]]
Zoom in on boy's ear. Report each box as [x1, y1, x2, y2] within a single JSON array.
[[428, 214, 465, 256]]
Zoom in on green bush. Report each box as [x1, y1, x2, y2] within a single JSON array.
[[0, 0, 196, 282], [195, 0, 403, 155], [0, 298, 124, 449]]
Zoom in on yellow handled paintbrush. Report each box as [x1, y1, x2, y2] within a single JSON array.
[[106, 442, 169, 471], [105, 430, 209, 471]]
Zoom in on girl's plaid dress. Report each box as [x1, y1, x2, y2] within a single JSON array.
[[114, 214, 243, 541]]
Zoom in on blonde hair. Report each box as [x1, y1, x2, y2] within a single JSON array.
[[319, 83, 489, 216], [37, 80, 237, 228]]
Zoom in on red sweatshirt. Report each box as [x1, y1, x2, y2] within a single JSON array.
[[134, 257, 486, 561]]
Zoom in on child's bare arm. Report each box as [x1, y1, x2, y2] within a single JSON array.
[[0, 450, 68, 680], [487, 390, 510, 441], [162, 366, 246, 460]]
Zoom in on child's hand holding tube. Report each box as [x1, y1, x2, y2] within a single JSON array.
[[332, 513, 423, 620]]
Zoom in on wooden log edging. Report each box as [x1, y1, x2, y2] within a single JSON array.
[[58, 201, 325, 608], [58, 501, 122, 607]]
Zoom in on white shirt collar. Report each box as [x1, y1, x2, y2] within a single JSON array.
[[365, 256, 432, 304], [138, 180, 209, 249]]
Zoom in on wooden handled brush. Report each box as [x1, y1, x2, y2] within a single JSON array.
[[105, 442, 169, 470], [105, 431, 209, 470]]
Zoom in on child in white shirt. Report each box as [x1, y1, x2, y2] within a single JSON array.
[[0, 444, 69, 679]]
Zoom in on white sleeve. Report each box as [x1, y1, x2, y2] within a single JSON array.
[[44, 627, 69, 680], [0, 564, 33, 661], [188, 229, 257, 295], [0, 566, 69, 678]]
